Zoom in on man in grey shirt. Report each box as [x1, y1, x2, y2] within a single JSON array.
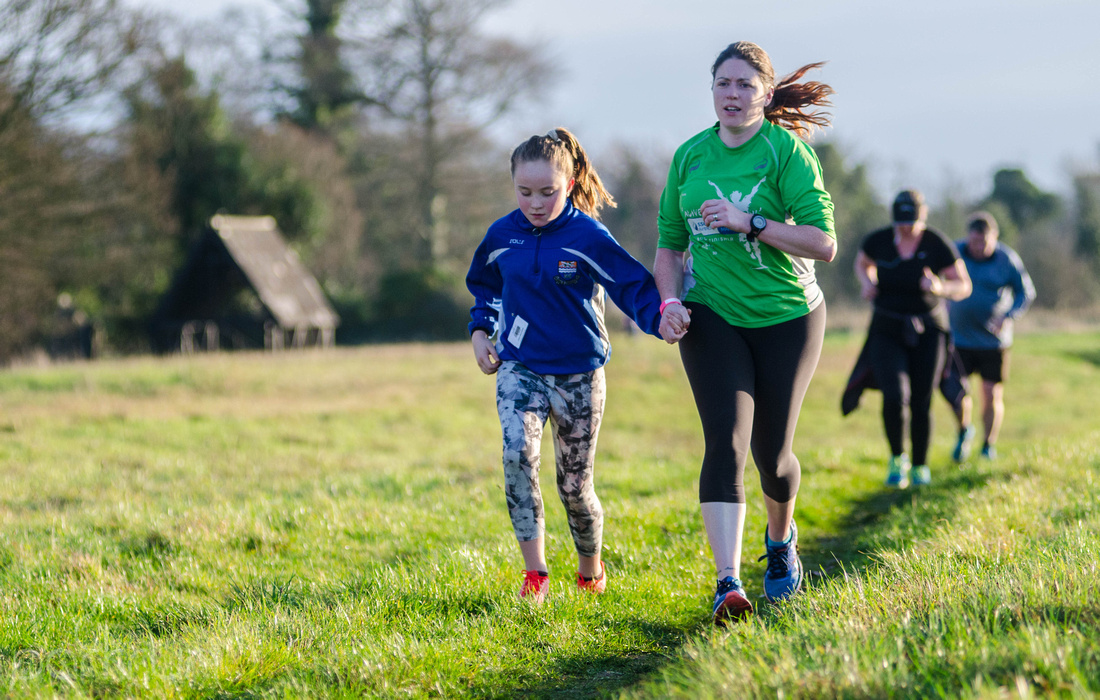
[[947, 212, 1036, 461]]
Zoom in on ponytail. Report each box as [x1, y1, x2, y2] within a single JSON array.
[[711, 41, 835, 140], [768, 62, 834, 140], [510, 127, 616, 219]]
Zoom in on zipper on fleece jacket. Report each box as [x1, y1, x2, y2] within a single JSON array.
[[532, 228, 543, 274]]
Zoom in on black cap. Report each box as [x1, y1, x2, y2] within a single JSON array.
[[892, 189, 924, 223]]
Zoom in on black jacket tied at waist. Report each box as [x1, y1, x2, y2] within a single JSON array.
[[841, 318, 969, 417], [868, 308, 933, 348]]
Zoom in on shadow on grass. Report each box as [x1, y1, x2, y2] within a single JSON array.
[[801, 461, 1005, 585], [513, 463, 1025, 698], [505, 467, 1021, 697], [488, 620, 685, 700], [1065, 348, 1100, 368]]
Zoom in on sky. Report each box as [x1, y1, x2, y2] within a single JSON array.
[[135, 0, 1100, 203]]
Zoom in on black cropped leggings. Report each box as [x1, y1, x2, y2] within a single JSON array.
[[866, 321, 946, 466], [680, 302, 826, 504]]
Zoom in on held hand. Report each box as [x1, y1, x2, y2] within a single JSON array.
[[919, 267, 943, 296], [700, 198, 750, 232], [471, 331, 501, 374], [659, 304, 691, 344]]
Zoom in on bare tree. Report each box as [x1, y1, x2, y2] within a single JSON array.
[[345, 0, 551, 265], [0, 0, 145, 133], [599, 144, 666, 269]]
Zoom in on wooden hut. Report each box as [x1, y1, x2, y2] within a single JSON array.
[[151, 215, 339, 353]]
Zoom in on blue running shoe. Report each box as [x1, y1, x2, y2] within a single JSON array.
[[912, 464, 931, 486], [952, 425, 976, 462], [981, 443, 997, 460], [759, 521, 803, 603], [885, 454, 911, 489], [712, 576, 753, 625]]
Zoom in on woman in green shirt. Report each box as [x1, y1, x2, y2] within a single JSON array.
[[654, 41, 836, 624]]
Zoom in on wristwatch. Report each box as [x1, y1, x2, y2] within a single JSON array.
[[748, 214, 767, 241]]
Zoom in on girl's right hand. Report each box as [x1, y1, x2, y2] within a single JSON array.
[[471, 331, 502, 374]]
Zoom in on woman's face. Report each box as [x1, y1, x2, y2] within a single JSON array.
[[513, 159, 573, 228], [712, 58, 773, 133], [894, 207, 928, 238]]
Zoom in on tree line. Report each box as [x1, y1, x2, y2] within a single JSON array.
[[2, 0, 1098, 365]]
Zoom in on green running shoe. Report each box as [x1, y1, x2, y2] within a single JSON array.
[[952, 425, 976, 462], [885, 454, 911, 489], [912, 464, 931, 486]]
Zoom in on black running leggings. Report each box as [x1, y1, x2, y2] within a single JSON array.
[[866, 321, 946, 466], [680, 302, 826, 504]]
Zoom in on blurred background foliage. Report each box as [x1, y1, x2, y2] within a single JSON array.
[[2, 0, 1099, 364]]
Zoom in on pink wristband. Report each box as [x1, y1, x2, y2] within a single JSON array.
[[660, 298, 682, 314]]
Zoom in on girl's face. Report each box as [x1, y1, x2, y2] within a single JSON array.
[[712, 58, 773, 133], [513, 159, 573, 228]]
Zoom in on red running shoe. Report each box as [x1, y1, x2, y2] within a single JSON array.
[[518, 570, 549, 603], [576, 561, 606, 593]]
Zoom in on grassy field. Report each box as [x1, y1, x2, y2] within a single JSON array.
[[0, 329, 1097, 698]]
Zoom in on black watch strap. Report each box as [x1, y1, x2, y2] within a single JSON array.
[[748, 214, 767, 241]]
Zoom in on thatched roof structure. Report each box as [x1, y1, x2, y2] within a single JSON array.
[[151, 215, 338, 352]]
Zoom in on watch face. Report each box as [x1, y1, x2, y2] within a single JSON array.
[[751, 215, 766, 232]]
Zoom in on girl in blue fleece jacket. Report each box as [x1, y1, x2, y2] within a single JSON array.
[[466, 127, 670, 603]]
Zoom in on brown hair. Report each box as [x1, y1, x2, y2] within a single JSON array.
[[967, 211, 999, 235], [510, 127, 616, 219], [711, 41, 834, 140]]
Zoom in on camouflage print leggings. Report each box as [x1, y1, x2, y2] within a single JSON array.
[[496, 361, 606, 557]]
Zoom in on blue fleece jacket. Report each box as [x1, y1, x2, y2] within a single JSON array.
[[948, 240, 1036, 349], [466, 200, 663, 375]]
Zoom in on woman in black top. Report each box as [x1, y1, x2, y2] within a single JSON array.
[[854, 190, 971, 487]]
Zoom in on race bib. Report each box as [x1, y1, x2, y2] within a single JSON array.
[[507, 316, 528, 348], [688, 217, 710, 236]]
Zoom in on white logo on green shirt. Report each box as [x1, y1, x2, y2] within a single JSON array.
[[707, 177, 768, 270]]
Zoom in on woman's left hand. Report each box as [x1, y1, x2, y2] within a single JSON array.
[[700, 199, 750, 232], [659, 304, 691, 344]]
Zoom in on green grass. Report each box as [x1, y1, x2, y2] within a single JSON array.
[[0, 332, 1097, 698]]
